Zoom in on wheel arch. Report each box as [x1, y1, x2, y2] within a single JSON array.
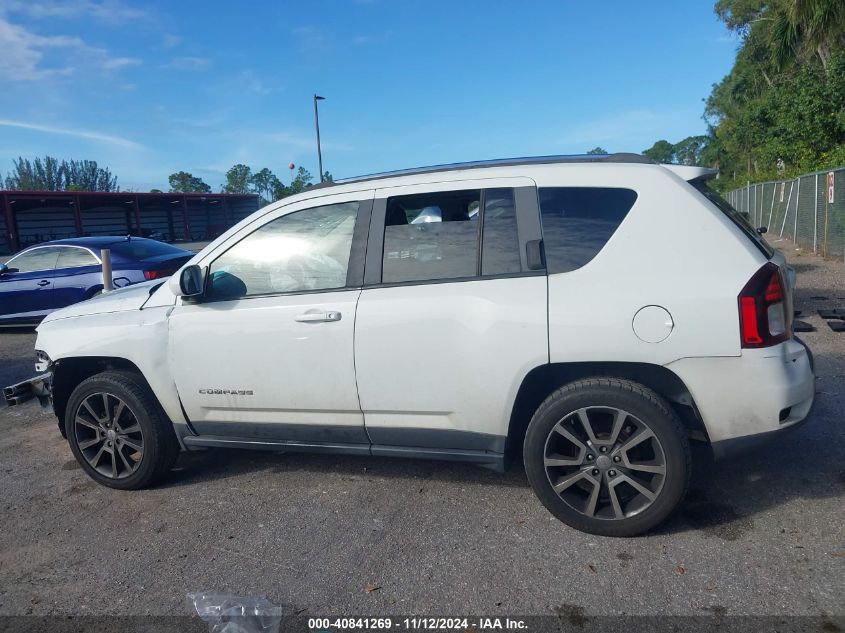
[[505, 361, 709, 458], [84, 284, 104, 298], [52, 356, 153, 437]]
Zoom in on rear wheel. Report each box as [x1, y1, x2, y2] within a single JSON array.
[[66, 371, 179, 490], [523, 377, 690, 536]]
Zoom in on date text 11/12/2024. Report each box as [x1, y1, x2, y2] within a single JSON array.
[[307, 618, 528, 630]]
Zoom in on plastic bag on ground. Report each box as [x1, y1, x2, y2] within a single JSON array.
[[187, 592, 283, 633]]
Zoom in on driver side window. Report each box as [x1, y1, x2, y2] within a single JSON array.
[[7, 247, 60, 273], [206, 201, 359, 301]]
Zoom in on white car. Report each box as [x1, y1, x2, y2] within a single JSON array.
[[5, 154, 815, 536]]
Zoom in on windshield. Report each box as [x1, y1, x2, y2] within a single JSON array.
[[691, 180, 774, 259], [108, 239, 189, 261]]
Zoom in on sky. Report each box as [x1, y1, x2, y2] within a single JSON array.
[[0, 1, 739, 192]]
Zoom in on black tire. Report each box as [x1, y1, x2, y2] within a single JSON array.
[[65, 370, 180, 490], [523, 377, 690, 537]]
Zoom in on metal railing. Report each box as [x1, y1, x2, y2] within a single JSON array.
[[726, 166, 845, 259]]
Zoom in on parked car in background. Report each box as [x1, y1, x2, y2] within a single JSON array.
[[0, 237, 193, 326]]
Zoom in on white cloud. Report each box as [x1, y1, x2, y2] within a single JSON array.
[[0, 18, 83, 79], [293, 26, 327, 53], [0, 118, 143, 149], [238, 69, 271, 95], [0, 15, 142, 79], [102, 56, 141, 71], [2, 0, 146, 24], [162, 56, 211, 71], [161, 33, 181, 48]]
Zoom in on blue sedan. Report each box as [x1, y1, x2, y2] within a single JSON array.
[[0, 237, 194, 326]]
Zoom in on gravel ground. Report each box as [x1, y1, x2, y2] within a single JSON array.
[[0, 235, 842, 621]]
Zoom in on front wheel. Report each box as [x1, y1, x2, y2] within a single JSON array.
[[65, 371, 179, 490], [523, 377, 690, 537]]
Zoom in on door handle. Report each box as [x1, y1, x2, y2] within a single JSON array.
[[37, 280, 50, 287], [525, 239, 545, 271], [295, 310, 342, 323]]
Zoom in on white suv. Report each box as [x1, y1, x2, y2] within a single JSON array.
[[5, 154, 816, 536]]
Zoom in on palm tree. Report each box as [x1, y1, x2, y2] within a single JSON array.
[[791, 0, 845, 68], [771, 0, 845, 71]]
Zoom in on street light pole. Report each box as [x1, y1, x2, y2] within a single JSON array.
[[313, 94, 325, 182]]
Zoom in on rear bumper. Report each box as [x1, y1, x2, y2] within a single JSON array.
[[709, 409, 813, 459], [667, 337, 816, 458], [3, 373, 53, 410]]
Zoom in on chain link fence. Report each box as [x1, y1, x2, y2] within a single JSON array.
[[726, 166, 845, 260]]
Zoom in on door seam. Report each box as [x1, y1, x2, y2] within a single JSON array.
[[351, 288, 374, 447]]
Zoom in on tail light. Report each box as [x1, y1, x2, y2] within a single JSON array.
[[738, 262, 791, 348], [144, 269, 175, 280]]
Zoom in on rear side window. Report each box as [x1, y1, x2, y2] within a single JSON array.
[[55, 247, 99, 269], [382, 190, 481, 283], [380, 188, 524, 284], [539, 187, 637, 273]]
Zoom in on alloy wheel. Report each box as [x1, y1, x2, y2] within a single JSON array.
[[543, 406, 666, 520], [73, 393, 144, 479]]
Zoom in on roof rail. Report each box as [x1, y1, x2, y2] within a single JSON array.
[[333, 153, 656, 185]]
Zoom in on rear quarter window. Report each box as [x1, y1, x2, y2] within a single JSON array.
[[539, 187, 637, 273], [690, 180, 774, 259]]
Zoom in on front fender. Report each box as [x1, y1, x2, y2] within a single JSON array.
[[34, 306, 187, 430]]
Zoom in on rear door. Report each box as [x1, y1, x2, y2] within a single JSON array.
[[51, 246, 102, 308], [354, 178, 548, 456]]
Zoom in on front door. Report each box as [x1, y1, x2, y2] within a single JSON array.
[[169, 191, 373, 445], [0, 246, 60, 321]]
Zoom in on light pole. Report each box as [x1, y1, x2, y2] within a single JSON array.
[[313, 94, 325, 182]]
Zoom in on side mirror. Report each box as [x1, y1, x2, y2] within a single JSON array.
[[756, 226, 768, 235], [168, 264, 205, 298]]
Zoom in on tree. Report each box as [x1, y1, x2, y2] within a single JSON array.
[[672, 135, 710, 165], [271, 178, 290, 202], [223, 164, 252, 194], [4, 156, 118, 191], [586, 147, 608, 155], [636, 2, 844, 191], [168, 171, 211, 193], [63, 159, 118, 191], [642, 140, 675, 163], [700, 0, 845, 189], [250, 167, 283, 204], [717, 0, 845, 72], [786, 0, 845, 70], [290, 166, 314, 194]]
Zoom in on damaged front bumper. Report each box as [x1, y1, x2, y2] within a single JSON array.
[[3, 373, 53, 410]]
